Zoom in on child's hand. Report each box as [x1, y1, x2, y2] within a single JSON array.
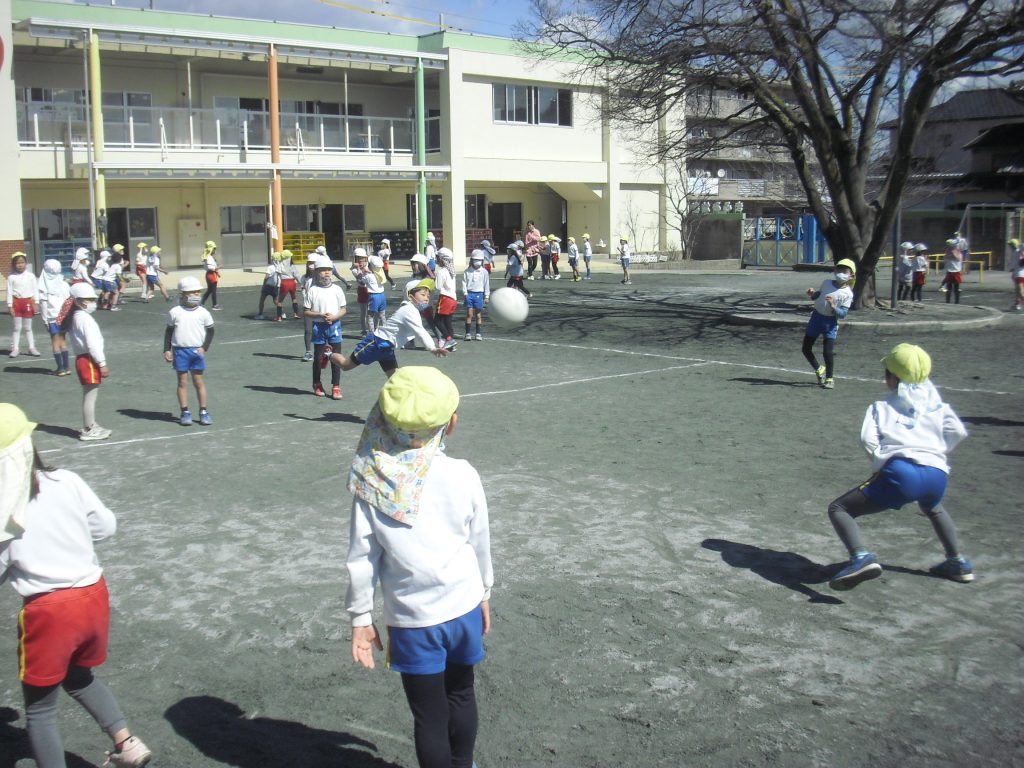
[[805, 288, 815, 297], [99, 365, 110, 378], [351, 624, 383, 669], [432, 347, 449, 357], [163, 350, 173, 363], [825, 295, 835, 307], [323, 311, 335, 323]]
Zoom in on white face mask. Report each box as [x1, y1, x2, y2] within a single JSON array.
[[834, 271, 851, 284], [185, 294, 201, 307], [82, 302, 97, 314], [316, 272, 332, 287]]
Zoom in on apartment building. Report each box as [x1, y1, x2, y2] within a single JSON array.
[[2, 0, 808, 268]]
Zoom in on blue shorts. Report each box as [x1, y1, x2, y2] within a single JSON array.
[[173, 347, 206, 373], [351, 333, 396, 368], [465, 291, 484, 310], [146, 275, 159, 286], [47, 322, 61, 336], [805, 310, 839, 340], [388, 605, 485, 675], [261, 283, 278, 298], [862, 458, 948, 510], [620, 257, 631, 268], [368, 292, 387, 313], [311, 320, 342, 346]]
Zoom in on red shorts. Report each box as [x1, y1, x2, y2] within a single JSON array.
[[357, 286, 369, 303], [944, 272, 962, 285], [135, 265, 147, 279], [278, 278, 297, 299], [382, 261, 390, 274], [206, 270, 219, 285], [76, 355, 102, 385], [1015, 276, 1024, 286], [483, 263, 492, 272], [19, 578, 110, 686], [912, 272, 926, 286], [11, 297, 35, 318], [437, 295, 458, 315]]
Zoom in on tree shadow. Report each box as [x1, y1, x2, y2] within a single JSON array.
[[729, 376, 813, 388], [245, 384, 312, 397], [285, 412, 364, 425], [164, 695, 401, 768], [993, 449, 1024, 458], [0, 705, 96, 768], [961, 416, 1024, 428], [252, 352, 301, 361], [2, 365, 52, 376], [33, 422, 83, 440], [118, 408, 177, 423], [701, 538, 843, 604]]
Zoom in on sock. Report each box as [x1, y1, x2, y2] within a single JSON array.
[[61, 350, 69, 370], [53, 352, 62, 369]]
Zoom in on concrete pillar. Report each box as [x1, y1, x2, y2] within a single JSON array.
[[89, 31, 107, 247], [602, 92, 620, 256], [439, 49, 465, 265], [268, 44, 283, 254], [0, 1, 25, 260], [415, 58, 428, 251]]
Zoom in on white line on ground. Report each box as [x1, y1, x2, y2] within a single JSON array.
[[461, 362, 711, 398]]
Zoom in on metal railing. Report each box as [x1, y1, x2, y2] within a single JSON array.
[[17, 101, 443, 155]]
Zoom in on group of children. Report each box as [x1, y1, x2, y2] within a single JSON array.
[[520, 222, 595, 282], [895, 233, 970, 304]]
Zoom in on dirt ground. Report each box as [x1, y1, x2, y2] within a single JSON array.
[[1, 269, 1022, 767]]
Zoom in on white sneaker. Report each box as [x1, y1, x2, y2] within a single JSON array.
[[475, 333, 483, 341], [104, 735, 152, 767], [80, 425, 112, 442], [9, 350, 18, 358], [464, 333, 472, 340]]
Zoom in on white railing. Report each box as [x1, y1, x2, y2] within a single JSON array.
[[16, 101, 443, 155]]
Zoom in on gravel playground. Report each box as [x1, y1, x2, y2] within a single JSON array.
[[1, 267, 1022, 767]]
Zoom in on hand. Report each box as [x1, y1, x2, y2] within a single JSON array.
[[163, 350, 173, 363], [825, 295, 836, 307], [805, 288, 815, 297], [99, 365, 110, 378], [196, 348, 205, 358], [351, 624, 383, 669], [432, 347, 449, 357], [480, 600, 491, 635], [323, 312, 335, 323]]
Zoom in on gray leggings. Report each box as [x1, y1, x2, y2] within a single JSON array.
[[828, 487, 961, 558], [24, 666, 127, 768]]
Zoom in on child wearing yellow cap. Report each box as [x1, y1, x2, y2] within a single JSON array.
[[346, 368, 493, 768], [827, 343, 972, 590], [548, 234, 562, 279], [1009, 238, 1024, 311], [802, 259, 856, 390], [201, 241, 222, 310], [0, 403, 152, 767]]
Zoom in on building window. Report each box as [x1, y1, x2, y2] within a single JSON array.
[[220, 205, 267, 235], [406, 194, 443, 231], [492, 84, 572, 126], [465, 194, 487, 228]]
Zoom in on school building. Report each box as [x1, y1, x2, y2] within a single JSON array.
[[1, 0, 810, 270]]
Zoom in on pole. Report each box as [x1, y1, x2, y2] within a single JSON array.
[[82, 33, 96, 249], [89, 31, 107, 247], [890, 2, 905, 308], [415, 58, 427, 251], [268, 44, 283, 255]]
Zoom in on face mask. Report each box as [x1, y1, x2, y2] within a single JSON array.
[[416, 301, 430, 311], [834, 272, 851, 283], [82, 302, 97, 314], [317, 272, 332, 287], [185, 295, 201, 307]]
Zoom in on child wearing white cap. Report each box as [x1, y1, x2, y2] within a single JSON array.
[[0, 403, 152, 768], [38, 259, 71, 375], [305, 256, 347, 399], [6, 253, 40, 358], [346, 367, 492, 768], [61, 284, 111, 441], [164, 276, 215, 426], [897, 242, 914, 301], [71, 248, 93, 285], [911, 243, 928, 302], [462, 250, 491, 340], [582, 233, 593, 279], [941, 238, 964, 304], [618, 234, 632, 284], [827, 343, 972, 591], [378, 238, 398, 290]]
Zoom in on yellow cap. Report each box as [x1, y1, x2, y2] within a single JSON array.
[[112, 244, 125, 253], [136, 242, 147, 249], [836, 258, 857, 274], [568, 236, 575, 243], [281, 249, 293, 259], [582, 233, 590, 239], [619, 234, 628, 241], [0, 403, 37, 448], [11, 251, 26, 260], [883, 343, 932, 384], [205, 240, 217, 250], [409, 278, 435, 293], [1010, 239, 1021, 248], [378, 367, 459, 432], [149, 246, 161, 254]]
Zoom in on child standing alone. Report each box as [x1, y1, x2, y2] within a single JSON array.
[[801, 259, 855, 390], [346, 366, 493, 768], [0, 403, 152, 768], [62, 284, 111, 442], [911, 243, 929, 302], [164, 277, 215, 426], [7, 252, 40, 358], [462, 250, 490, 340], [304, 256, 347, 400], [826, 343, 972, 591], [38, 259, 70, 376]]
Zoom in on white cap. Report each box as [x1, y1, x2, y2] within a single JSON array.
[[75, 247, 90, 260], [410, 253, 428, 266], [899, 241, 913, 250], [914, 243, 928, 251], [315, 245, 327, 255], [352, 246, 368, 259], [380, 238, 390, 245], [43, 259, 63, 275], [70, 283, 98, 300], [178, 276, 202, 292], [313, 255, 333, 270], [368, 255, 384, 269], [426, 232, 436, 243], [470, 249, 486, 263]]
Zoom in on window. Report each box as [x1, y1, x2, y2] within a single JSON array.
[[406, 194, 443, 231], [128, 209, 157, 239], [220, 205, 267, 235], [492, 84, 572, 126], [465, 194, 487, 228]]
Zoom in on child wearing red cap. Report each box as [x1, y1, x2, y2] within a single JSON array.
[[827, 343, 972, 591]]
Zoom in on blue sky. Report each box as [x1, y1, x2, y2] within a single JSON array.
[[70, 0, 540, 37]]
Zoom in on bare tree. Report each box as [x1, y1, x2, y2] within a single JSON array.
[[531, 0, 1024, 307], [661, 158, 711, 260]]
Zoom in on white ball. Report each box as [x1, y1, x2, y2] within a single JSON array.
[[488, 287, 529, 328]]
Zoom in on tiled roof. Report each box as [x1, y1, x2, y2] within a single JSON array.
[[924, 88, 1024, 122]]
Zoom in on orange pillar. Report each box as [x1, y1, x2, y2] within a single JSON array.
[[268, 44, 283, 253]]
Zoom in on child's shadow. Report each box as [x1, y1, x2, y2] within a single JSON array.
[[729, 377, 815, 388], [2, 365, 52, 376], [252, 352, 300, 361], [0, 706, 93, 768], [33, 423, 83, 440], [285, 412, 364, 424], [165, 695, 401, 768], [119, 408, 176, 423], [701, 538, 843, 604], [246, 384, 311, 397]]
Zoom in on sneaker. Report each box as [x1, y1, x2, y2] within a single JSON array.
[[28, 349, 41, 356], [302, 351, 314, 362], [254, 313, 265, 320], [57, 369, 72, 377], [104, 735, 152, 767], [8, 351, 18, 358], [198, 410, 212, 426], [475, 333, 483, 341], [464, 333, 472, 340], [444, 339, 458, 351], [553, 274, 561, 279], [79, 425, 112, 442], [823, 378, 835, 390], [313, 383, 326, 397], [180, 409, 193, 426], [331, 385, 343, 400], [109, 306, 121, 312], [829, 552, 882, 591], [211, 305, 222, 311], [929, 556, 974, 583], [814, 365, 826, 385], [320, 345, 333, 369], [624, 280, 632, 284]]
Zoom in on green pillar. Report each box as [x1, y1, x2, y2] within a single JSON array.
[[415, 58, 427, 250]]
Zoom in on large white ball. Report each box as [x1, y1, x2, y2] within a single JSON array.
[[488, 287, 529, 328]]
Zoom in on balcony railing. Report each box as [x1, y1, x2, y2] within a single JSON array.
[[16, 101, 442, 155]]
